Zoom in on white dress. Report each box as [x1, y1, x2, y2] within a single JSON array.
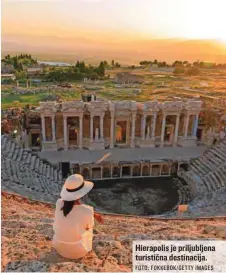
[[52, 199, 94, 259]]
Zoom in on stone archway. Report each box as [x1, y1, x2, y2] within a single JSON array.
[[82, 168, 90, 179], [161, 164, 169, 175], [122, 166, 131, 177], [92, 167, 101, 179], [152, 165, 160, 176], [132, 165, 140, 177], [103, 166, 111, 178], [142, 165, 150, 176], [112, 166, 120, 177]]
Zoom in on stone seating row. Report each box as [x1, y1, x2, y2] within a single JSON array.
[[177, 138, 226, 217], [1, 135, 62, 181], [1, 135, 63, 202], [188, 139, 226, 192]]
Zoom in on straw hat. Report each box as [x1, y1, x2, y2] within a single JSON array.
[[60, 174, 94, 201]]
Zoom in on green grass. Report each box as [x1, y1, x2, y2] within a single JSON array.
[[1, 93, 49, 109]]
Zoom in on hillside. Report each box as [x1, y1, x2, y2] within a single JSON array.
[[2, 194, 226, 272]]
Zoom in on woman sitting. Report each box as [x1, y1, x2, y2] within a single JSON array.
[[53, 174, 103, 259]]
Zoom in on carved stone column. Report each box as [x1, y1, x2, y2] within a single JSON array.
[[173, 114, 180, 147], [110, 113, 114, 148], [79, 114, 83, 149], [160, 114, 166, 147], [63, 116, 68, 150], [130, 113, 136, 148], [100, 114, 104, 141], [192, 114, 199, 137], [41, 115, 46, 141], [151, 113, 157, 139], [184, 114, 190, 138], [51, 115, 56, 141], [90, 115, 94, 142], [141, 114, 146, 140]]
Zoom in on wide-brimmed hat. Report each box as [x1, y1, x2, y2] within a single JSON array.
[[60, 174, 94, 201]]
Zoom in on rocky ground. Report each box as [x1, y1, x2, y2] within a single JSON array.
[[2, 195, 226, 272]]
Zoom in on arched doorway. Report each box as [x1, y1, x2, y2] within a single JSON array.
[[103, 167, 111, 178], [142, 165, 150, 176], [132, 165, 140, 177], [112, 166, 120, 177], [161, 164, 169, 175], [152, 165, 160, 176], [82, 168, 90, 179]]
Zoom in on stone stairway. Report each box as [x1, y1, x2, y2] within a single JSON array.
[[1, 135, 63, 203]]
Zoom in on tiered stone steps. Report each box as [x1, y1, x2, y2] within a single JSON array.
[[177, 138, 226, 216], [188, 139, 226, 192], [1, 135, 63, 203]]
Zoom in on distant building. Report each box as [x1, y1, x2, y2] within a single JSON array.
[[113, 72, 144, 84], [1, 63, 14, 74], [27, 68, 42, 75], [1, 74, 15, 80]]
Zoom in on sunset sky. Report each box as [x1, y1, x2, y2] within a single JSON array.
[[2, 0, 226, 63]]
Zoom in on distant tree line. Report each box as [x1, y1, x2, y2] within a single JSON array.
[[45, 61, 106, 81], [140, 59, 226, 69], [2, 54, 38, 72]]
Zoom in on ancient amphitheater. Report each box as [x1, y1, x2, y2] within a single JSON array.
[[1, 99, 226, 271]]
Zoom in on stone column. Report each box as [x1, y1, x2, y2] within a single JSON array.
[[130, 113, 136, 148], [141, 114, 146, 140], [184, 114, 190, 138], [51, 115, 56, 141], [110, 113, 114, 148], [101, 166, 103, 180], [160, 164, 163, 176], [120, 166, 123, 178], [173, 114, 180, 147], [151, 113, 157, 139], [100, 114, 104, 141], [63, 116, 68, 150], [192, 114, 199, 137], [160, 114, 166, 147], [90, 115, 94, 142], [79, 114, 83, 149], [41, 115, 46, 141]]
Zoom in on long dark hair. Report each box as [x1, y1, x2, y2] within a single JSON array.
[[61, 200, 74, 217]]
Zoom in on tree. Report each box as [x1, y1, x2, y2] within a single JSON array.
[[96, 61, 105, 77], [173, 67, 185, 74], [111, 60, 115, 67], [186, 66, 200, 76], [15, 70, 27, 81], [103, 60, 108, 68], [76, 61, 80, 68]]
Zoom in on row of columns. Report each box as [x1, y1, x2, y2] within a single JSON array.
[[141, 113, 158, 140], [41, 112, 199, 149], [160, 113, 199, 147]]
